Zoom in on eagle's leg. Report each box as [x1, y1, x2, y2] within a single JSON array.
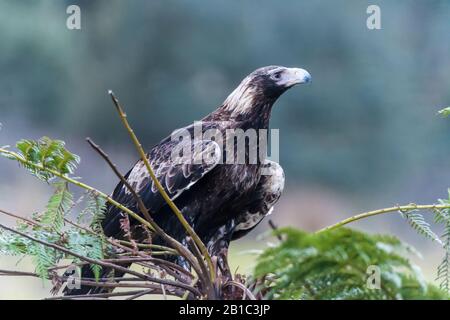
[[217, 240, 232, 279], [206, 221, 235, 281], [176, 238, 193, 271]]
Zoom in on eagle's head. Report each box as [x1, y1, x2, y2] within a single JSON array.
[[221, 65, 311, 119], [247, 65, 311, 94]]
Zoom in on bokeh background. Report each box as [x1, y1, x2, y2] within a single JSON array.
[[1, 0, 450, 299]]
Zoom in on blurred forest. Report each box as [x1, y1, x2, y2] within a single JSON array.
[[0, 0, 450, 298]]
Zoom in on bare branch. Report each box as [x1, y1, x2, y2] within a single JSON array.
[[0, 269, 38, 277]]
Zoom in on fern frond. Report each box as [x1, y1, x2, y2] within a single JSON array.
[[0, 228, 62, 280], [32, 243, 56, 280], [66, 229, 106, 281], [5, 137, 80, 181], [436, 195, 450, 292], [38, 181, 73, 232], [0, 229, 31, 255], [89, 237, 104, 281], [87, 192, 106, 232], [400, 210, 442, 245]]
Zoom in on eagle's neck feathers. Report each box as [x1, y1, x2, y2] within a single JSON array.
[[204, 77, 276, 129], [222, 76, 259, 115]]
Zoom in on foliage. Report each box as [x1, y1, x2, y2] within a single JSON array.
[[392, 193, 450, 291], [40, 181, 73, 232], [0, 138, 105, 280], [78, 191, 107, 232], [251, 101, 450, 299], [0, 226, 106, 280], [438, 107, 450, 118], [1, 137, 79, 181], [77, 191, 107, 279], [255, 228, 448, 300], [400, 210, 442, 245], [436, 192, 450, 292]]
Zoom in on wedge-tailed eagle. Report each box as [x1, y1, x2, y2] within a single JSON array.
[[65, 65, 311, 295]]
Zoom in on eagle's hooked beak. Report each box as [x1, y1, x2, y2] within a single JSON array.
[[282, 67, 312, 87]]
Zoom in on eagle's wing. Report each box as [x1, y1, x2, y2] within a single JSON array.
[[102, 138, 221, 237], [231, 160, 284, 240]]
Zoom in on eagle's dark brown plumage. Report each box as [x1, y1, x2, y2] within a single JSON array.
[[65, 65, 311, 295]]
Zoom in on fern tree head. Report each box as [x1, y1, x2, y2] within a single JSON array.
[[254, 228, 448, 300]]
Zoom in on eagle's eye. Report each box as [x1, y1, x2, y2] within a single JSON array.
[[271, 72, 282, 81]]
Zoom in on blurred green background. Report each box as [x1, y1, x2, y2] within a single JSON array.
[[1, 0, 450, 299]]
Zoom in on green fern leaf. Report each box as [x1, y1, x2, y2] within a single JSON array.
[[39, 181, 73, 232], [401, 211, 442, 245], [32, 244, 55, 280], [6, 137, 80, 181], [438, 107, 450, 117]]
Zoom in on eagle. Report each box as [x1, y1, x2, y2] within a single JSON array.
[[65, 65, 311, 295]]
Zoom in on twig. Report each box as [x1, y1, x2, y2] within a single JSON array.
[[223, 281, 256, 300], [268, 219, 282, 241], [0, 209, 43, 228], [85, 138, 155, 226], [125, 289, 155, 300], [61, 276, 146, 282], [118, 240, 175, 252], [186, 237, 214, 297], [48, 262, 87, 272], [0, 208, 64, 237], [134, 261, 190, 284], [48, 244, 191, 284], [316, 203, 450, 233], [61, 279, 164, 290], [183, 276, 198, 300], [142, 257, 195, 279], [0, 269, 185, 299], [0, 269, 38, 277], [64, 216, 176, 256], [46, 289, 152, 300], [161, 283, 167, 300]]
